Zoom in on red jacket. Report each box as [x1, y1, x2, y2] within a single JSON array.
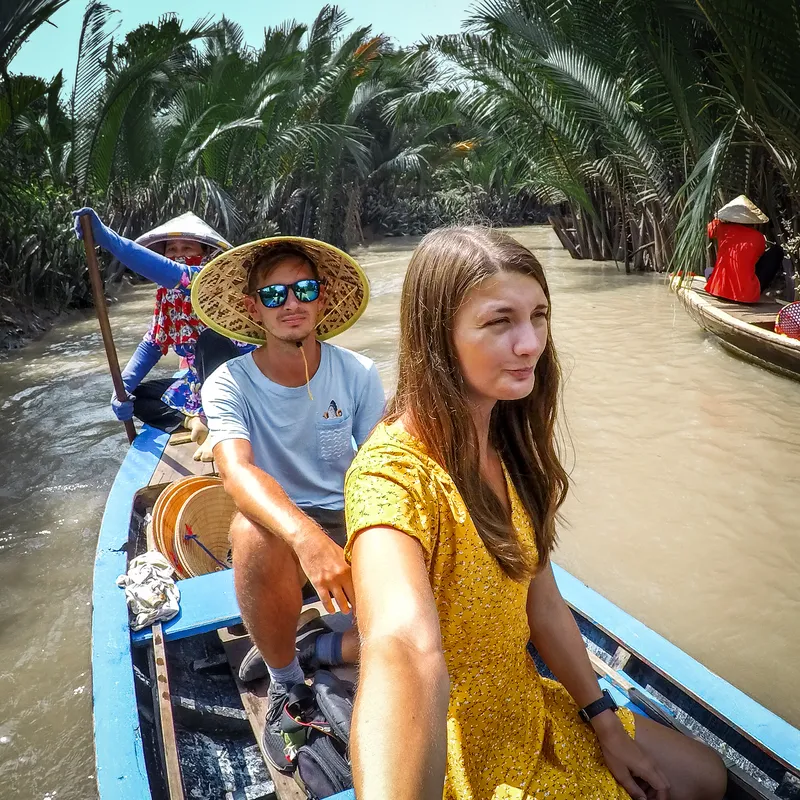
[[705, 219, 764, 303]]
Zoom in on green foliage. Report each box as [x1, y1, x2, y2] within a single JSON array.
[[3, 4, 498, 318], [11, 0, 796, 321]]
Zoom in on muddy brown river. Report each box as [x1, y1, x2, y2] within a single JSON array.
[[1, 226, 798, 799]]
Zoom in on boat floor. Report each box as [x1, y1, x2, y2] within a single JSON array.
[[140, 432, 356, 800], [686, 277, 783, 330], [148, 431, 216, 487]]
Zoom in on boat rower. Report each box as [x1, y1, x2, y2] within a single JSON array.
[[72, 208, 254, 459], [705, 195, 785, 303]]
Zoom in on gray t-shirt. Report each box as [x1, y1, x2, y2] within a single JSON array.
[[201, 343, 385, 510]]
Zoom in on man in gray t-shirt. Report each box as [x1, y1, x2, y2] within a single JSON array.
[[197, 239, 383, 772]]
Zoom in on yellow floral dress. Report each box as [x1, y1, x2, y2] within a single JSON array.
[[344, 423, 636, 800]]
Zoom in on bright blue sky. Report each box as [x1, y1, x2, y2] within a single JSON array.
[[13, 0, 474, 82]]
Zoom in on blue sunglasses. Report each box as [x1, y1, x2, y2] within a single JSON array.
[[256, 279, 323, 309]]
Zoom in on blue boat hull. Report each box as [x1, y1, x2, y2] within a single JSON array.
[[92, 427, 800, 799]]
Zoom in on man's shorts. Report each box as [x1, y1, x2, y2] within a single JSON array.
[[303, 506, 347, 548]]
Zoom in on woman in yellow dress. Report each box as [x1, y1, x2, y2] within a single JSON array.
[[344, 227, 727, 800]]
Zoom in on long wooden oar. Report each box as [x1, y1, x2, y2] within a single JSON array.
[[80, 216, 137, 444]]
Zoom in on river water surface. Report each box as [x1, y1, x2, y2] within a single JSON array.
[[2, 226, 798, 799]]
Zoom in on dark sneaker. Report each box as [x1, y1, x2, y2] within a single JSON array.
[[296, 617, 333, 674], [238, 609, 321, 684], [238, 645, 269, 683], [261, 680, 294, 773]]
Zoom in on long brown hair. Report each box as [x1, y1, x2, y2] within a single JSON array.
[[387, 226, 569, 579]]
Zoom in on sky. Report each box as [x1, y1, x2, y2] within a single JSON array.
[[12, 0, 474, 83]]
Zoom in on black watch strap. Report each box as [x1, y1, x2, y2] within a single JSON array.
[[578, 689, 618, 723]]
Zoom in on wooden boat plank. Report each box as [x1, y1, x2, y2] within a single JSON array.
[[686, 278, 783, 322], [554, 564, 800, 774], [218, 629, 308, 800], [151, 622, 186, 799], [148, 433, 215, 486]]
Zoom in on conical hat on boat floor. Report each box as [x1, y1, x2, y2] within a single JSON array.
[[716, 195, 769, 225], [190, 236, 370, 345], [135, 212, 232, 255]]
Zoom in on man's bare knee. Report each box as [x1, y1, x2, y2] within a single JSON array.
[[230, 511, 261, 550]]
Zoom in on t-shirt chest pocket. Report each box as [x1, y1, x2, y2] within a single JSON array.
[[316, 414, 354, 461]]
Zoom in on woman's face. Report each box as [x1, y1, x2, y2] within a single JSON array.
[[164, 239, 205, 261], [452, 271, 549, 407]]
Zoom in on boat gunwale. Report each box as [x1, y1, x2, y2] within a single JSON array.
[[92, 428, 800, 796], [554, 565, 800, 776], [677, 285, 800, 355], [92, 424, 169, 800]]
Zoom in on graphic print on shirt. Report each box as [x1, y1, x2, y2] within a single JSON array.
[[323, 399, 344, 419]]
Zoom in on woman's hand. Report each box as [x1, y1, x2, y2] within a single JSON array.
[[72, 207, 111, 249], [592, 710, 670, 800]]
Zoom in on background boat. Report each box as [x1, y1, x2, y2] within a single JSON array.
[[677, 278, 800, 382]]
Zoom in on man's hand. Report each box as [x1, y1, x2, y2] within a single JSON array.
[[592, 711, 670, 800], [295, 530, 354, 615]]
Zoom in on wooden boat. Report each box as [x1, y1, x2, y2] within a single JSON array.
[[93, 425, 800, 800], [677, 277, 800, 381]]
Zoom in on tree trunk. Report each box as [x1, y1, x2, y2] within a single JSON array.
[[549, 214, 581, 259]]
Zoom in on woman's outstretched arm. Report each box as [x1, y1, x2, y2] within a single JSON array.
[[350, 525, 449, 800]]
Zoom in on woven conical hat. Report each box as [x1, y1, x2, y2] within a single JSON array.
[[716, 195, 769, 225], [190, 236, 369, 344], [135, 212, 232, 254]]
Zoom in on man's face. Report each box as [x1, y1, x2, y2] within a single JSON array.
[[243, 255, 325, 343], [164, 239, 205, 261]]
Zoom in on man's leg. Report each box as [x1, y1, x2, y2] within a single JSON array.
[[230, 511, 307, 771], [230, 511, 305, 672], [235, 505, 359, 680], [301, 508, 359, 664]]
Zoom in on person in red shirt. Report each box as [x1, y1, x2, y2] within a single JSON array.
[[705, 195, 783, 303]]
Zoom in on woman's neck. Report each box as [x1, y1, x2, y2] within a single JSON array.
[[469, 398, 496, 466]]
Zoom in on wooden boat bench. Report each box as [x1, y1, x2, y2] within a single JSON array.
[[132, 568, 240, 646]]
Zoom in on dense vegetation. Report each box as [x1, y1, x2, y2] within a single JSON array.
[[2, 0, 798, 330]]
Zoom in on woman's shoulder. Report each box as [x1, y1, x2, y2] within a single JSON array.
[[350, 421, 434, 478]]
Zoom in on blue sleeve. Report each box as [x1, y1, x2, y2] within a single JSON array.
[[352, 363, 385, 447], [72, 207, 184, 288], [101, 227, 185, 288], [121, 338, 162, 393], [201, 366, 250, 445]]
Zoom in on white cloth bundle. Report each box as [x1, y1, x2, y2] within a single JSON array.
[[116, 552, 181, 631]]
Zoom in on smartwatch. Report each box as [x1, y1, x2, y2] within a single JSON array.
[[578, 689, 618, 723]]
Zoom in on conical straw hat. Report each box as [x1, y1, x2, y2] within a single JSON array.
[[135, 212, 232, 255], [152, 475, 221, 578], [190, 236, 370, 344], [174, 484, 237, 578], [716, 195, 769, 225]]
